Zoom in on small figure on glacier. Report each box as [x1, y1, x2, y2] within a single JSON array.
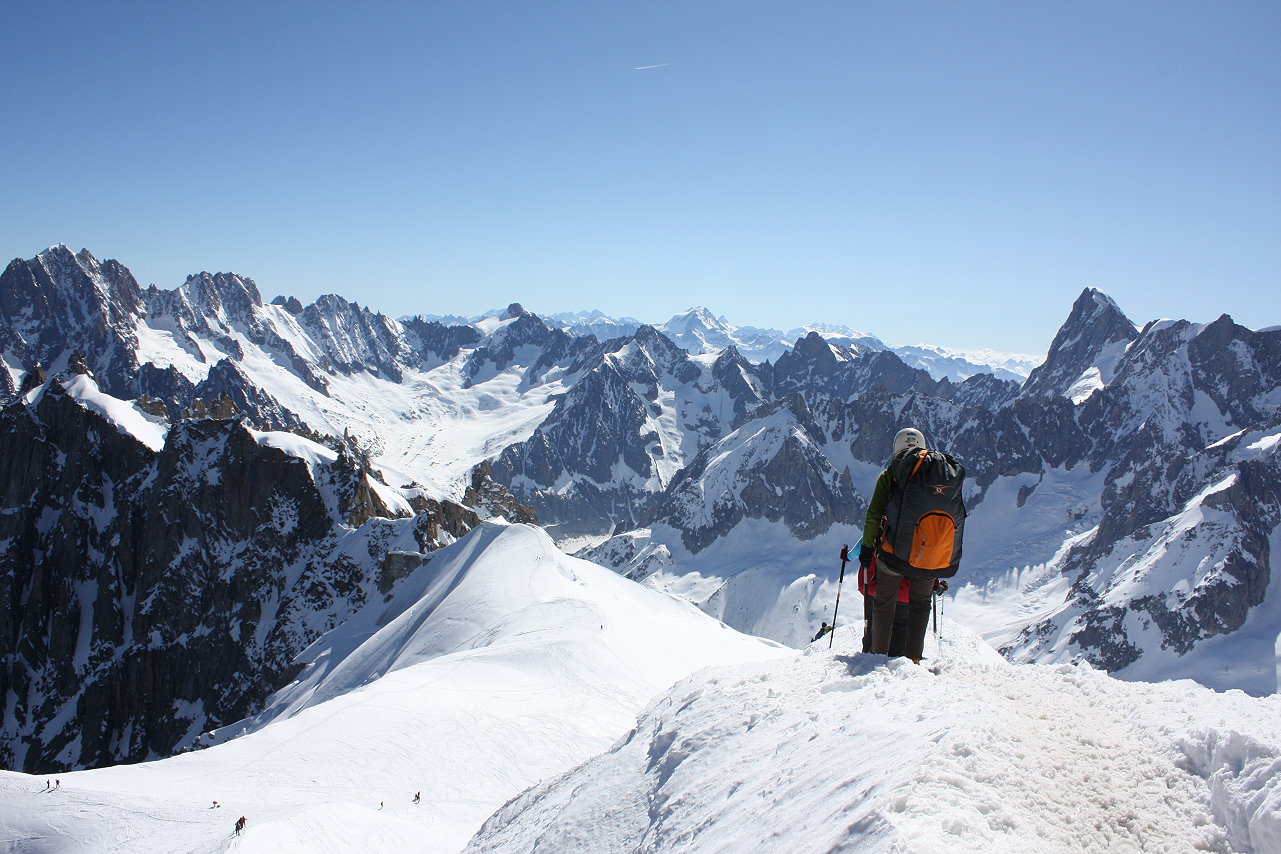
[[812, 621, 832, 642], [234, 816, 247, 834]]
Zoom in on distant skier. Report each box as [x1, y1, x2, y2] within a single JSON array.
[[413, 792, 421, 804], [54, 780, 60, 789], [812, 622, 832, 642], [211, 800, 220, 809], [234, 816, 246, 834]]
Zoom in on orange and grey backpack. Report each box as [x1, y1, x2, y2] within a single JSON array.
[[876, 447, 966, 578]]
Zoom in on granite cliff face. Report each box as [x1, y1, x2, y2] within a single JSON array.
[[0, 372, 526, 773], [0, 246, 148, 397]]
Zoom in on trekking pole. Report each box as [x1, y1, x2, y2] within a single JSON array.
[[829, 546, 850, 649], [940, 580, 947, 640], [932, 580, 949, 639]]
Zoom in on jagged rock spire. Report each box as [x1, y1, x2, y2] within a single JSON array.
[[68, 349, 90, 375], [1021, 288, 1137, 400], [17, 363, 47, 396]]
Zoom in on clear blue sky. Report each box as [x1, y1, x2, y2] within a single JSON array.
[[3, 1, 1277, 355]]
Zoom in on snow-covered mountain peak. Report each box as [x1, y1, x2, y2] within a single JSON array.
[[664, 305, 727, 332], [1022, 287, 1138, 400], [426, 304, 1038, 381], [654, 306, 741, 355], [29, 243, 144, 312], [37, 242, 90, 271], [793, 328, 853, 363], [787, 320, 881, 345], [545, 309, 642, 342], [631, 323, 694, 367]]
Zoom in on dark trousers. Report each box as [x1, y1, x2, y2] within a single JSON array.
[[862, 592, 908, 656], [871, 568, 935, 659]]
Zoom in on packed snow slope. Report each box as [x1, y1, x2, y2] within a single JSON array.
[[0, 523, 788, 854], [468, 624, 1281, 854]]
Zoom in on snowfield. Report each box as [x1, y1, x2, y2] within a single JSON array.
[[2, 525, 1279, 853], [0, 524, 787, 853], [468, 626, 1281, 854]]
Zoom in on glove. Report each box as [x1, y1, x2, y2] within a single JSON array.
[[858, 545, 874, 567]]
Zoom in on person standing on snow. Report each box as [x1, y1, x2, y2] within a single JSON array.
[[858, 557, 910, 656], [860, 427, 965, 663]]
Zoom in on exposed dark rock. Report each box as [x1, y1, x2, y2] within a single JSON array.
[[16, 364, 46, 397], [378, 552, 427, 594], [135, 395, 169, 419], [401, 317, 483, 366], [0, 382, 494, 773], [271, 295, 306, 315], [67, 349, 90, 375], [193, 360, 305, 432]]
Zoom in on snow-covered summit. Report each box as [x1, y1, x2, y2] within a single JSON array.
[[1022, 287, 1138, 401]]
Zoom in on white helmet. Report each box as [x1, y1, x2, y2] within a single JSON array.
[[893, 427, 926, 455]]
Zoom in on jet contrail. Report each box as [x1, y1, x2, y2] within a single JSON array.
[[634, 62, 677, 70]]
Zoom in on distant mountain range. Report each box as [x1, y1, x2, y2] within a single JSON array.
[[416, 304, 1041, 382], [3, 243, 1279, 776]]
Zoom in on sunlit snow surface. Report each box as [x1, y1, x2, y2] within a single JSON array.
[[468, 625, 1281, 854], [3, 527, 1279, 853], [0, 524, 787, 853], [49, 373, 168, 452], [131, 310, 566, 500]]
